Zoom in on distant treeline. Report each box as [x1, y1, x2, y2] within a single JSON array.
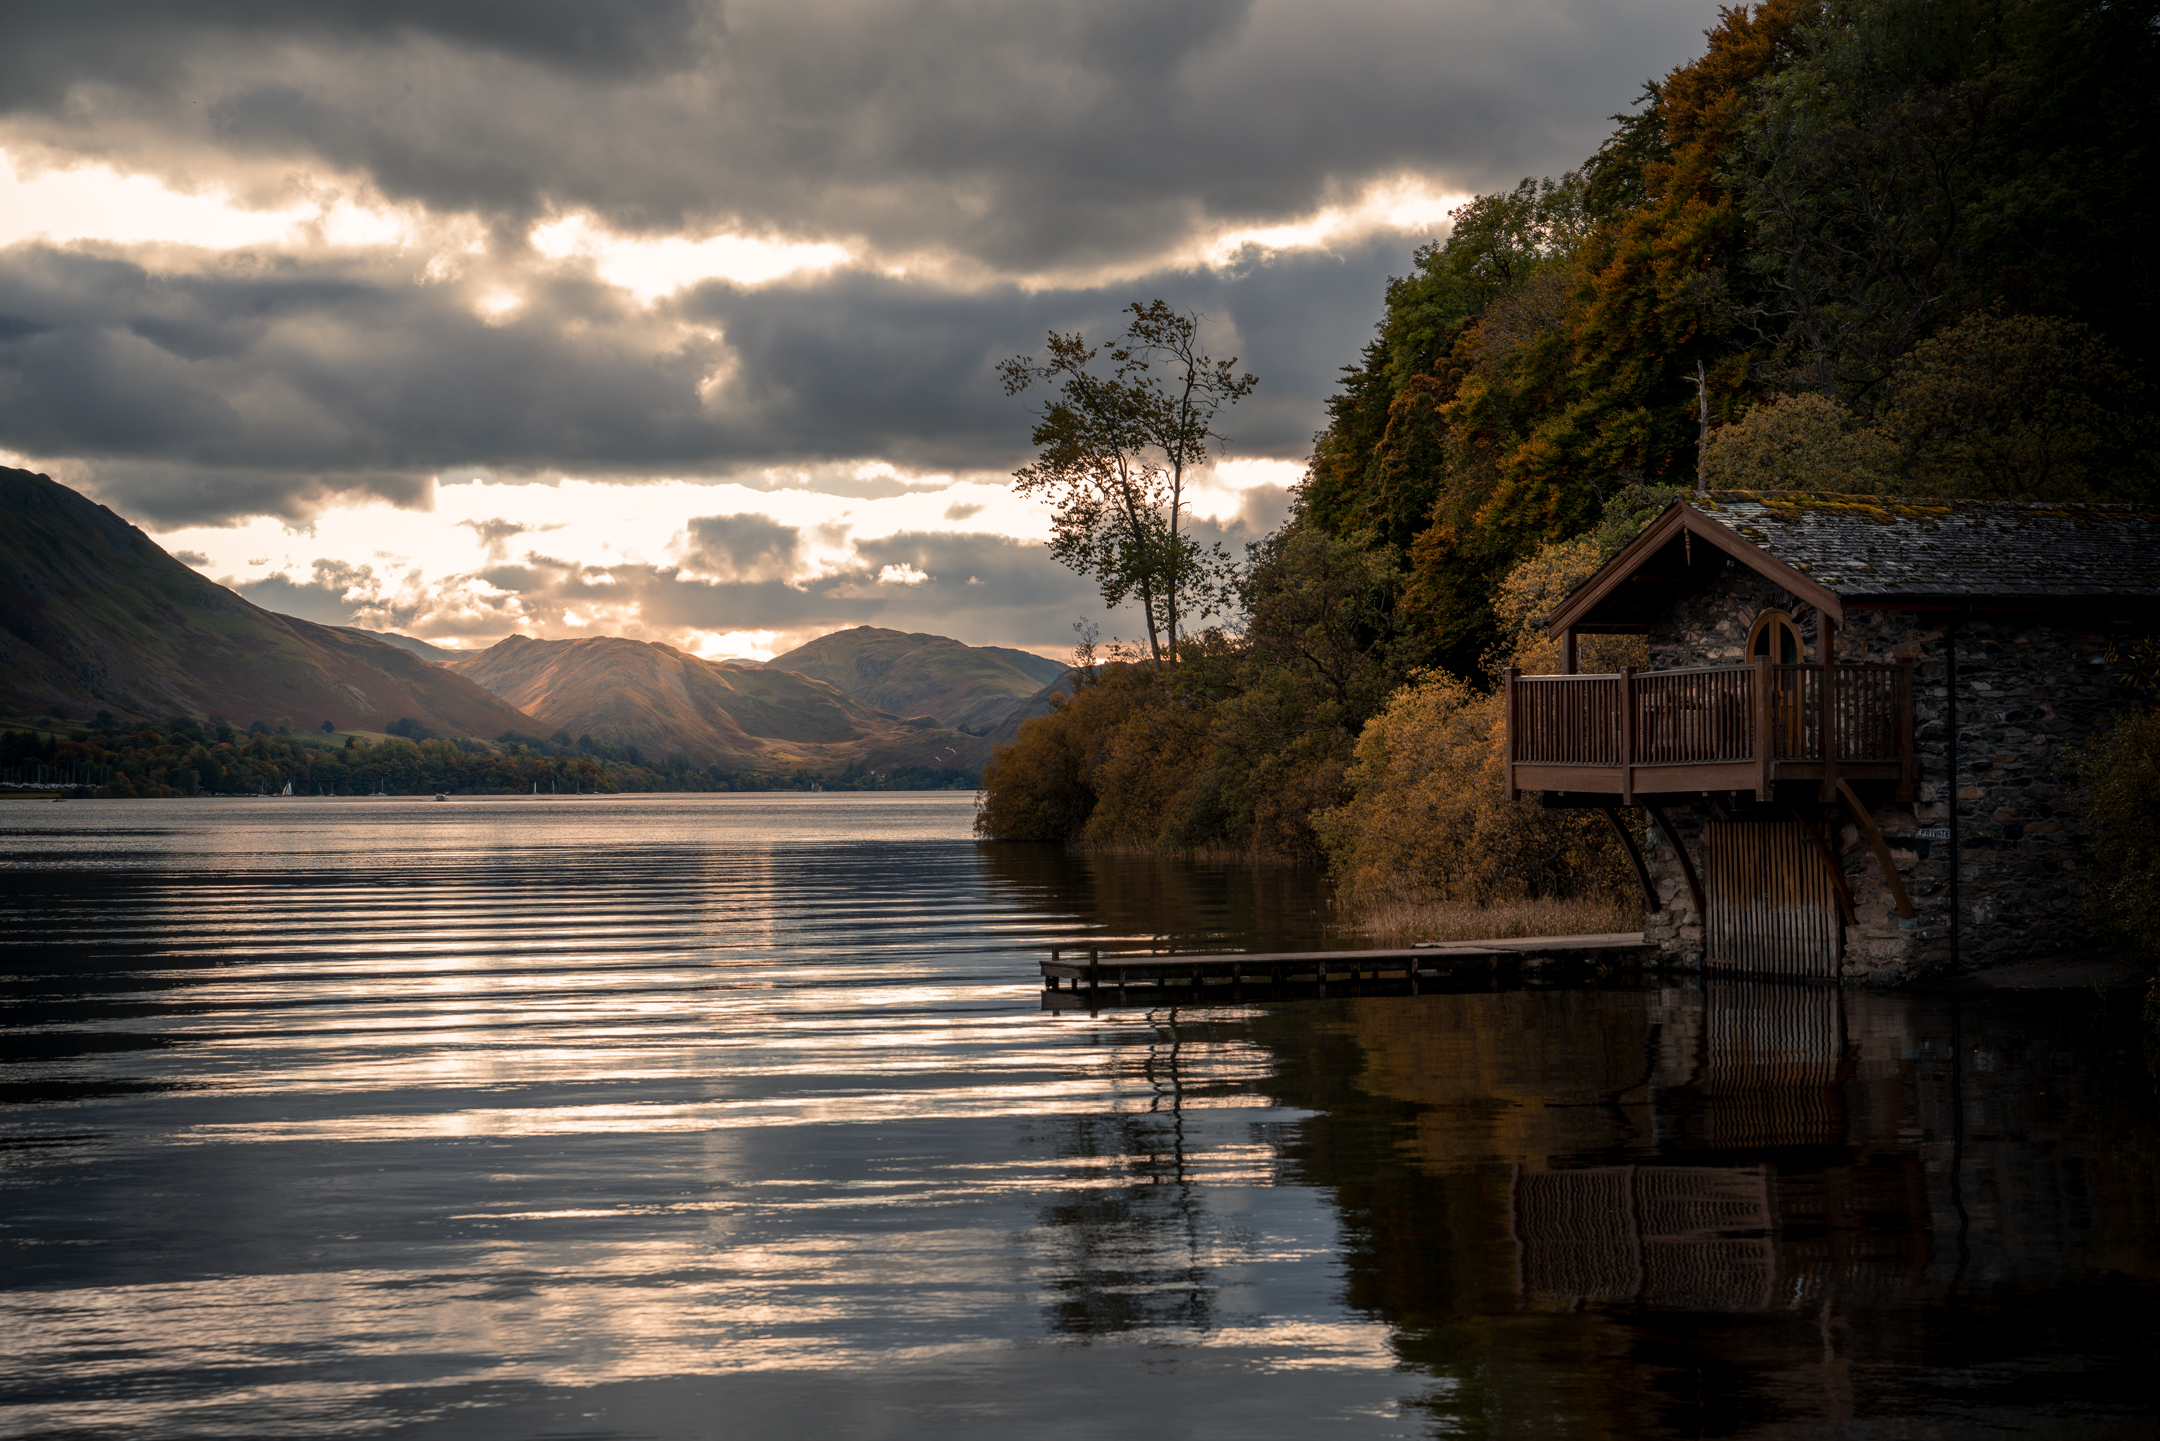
[[0, 720, 975, 797]]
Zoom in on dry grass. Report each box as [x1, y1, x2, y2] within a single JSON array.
[[1351, 894, 1645, 944]]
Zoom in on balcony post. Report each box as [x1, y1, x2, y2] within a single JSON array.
[[1561, 627, 1577, 675], [1818, 615, 1839, 802], [1753, 655, 1773, 801], [1504, 666, 1520, 800], [1618, 665, 1634, 804]]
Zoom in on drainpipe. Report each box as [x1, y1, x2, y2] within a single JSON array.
[[1947, 614, 1961, 970]]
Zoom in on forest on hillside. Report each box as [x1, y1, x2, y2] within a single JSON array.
[[0, 719, 978, 798], [977, 0, 2160, 940]]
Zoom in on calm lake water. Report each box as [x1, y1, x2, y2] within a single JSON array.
[[3, 793, 2155, 1439]]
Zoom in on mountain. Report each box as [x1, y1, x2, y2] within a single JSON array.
[[986, 668, 1089, 741], [342, 628, 464, 665], [447, 634, 988, 775], [763, 625, 1066, 733], [979, 646, 1068, 688], [0, 467, 539, 736]]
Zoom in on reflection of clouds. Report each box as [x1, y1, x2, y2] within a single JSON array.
[[5, 794, 1420, 1436]]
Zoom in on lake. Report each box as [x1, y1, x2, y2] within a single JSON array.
[[2, 793, 2154, 1439]]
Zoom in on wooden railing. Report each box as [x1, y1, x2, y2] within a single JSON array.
[[1505, 660, 1914, 801]]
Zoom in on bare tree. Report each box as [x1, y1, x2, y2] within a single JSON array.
[[999, 302, 1256, 664]]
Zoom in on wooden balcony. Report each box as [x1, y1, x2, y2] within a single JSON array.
[[1505, 659, 1916, 802]]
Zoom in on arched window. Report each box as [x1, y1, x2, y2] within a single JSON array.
[[1750, 609, 1805, 751], [1749, 609, 1804, 665]]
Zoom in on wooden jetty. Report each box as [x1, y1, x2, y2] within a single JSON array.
[[1040, 933, 1654, 1011]]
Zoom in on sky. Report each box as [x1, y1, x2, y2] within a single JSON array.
[[0, 0, 1717, 660]]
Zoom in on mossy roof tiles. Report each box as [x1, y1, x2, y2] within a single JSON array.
[[1691, 491, 2160, 599]]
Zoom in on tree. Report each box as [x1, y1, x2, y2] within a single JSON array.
[[1000, 302, 1256, 664], [1699, 392, 1901, 493], [1879, 313, 2154, 501]]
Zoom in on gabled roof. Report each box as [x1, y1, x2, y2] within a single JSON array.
[[1544, 491, 2160, 633]]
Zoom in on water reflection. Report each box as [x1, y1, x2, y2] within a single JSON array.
[[1, 797, 2153, 1439], [977, 842, 1341, 951], [1245, 981, 2158, 1436]]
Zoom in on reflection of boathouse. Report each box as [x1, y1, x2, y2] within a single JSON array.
[[1508, 493, 2158, 981], [1507, 981, 1929, 1313]]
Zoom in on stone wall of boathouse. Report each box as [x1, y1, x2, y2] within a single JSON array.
[[1628, 558, 2128, 983]]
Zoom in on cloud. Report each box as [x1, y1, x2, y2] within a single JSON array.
[[459, 516, 561, 560], [680, 513, 802, 583], [0, 0, 1720, 648], [0, 231, 1409, 525], [0, 2, 1709, 278]]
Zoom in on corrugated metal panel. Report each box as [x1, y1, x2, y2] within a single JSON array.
[[1705, 820, 1841, 976]]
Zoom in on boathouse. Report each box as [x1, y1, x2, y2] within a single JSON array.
[[1508, 492, 2159, 983]]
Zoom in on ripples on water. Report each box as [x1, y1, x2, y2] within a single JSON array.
[[2, 794, 2155, 1439]]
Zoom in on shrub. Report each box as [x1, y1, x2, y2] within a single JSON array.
[[2078, 706, 2160, 962], [1315, 673, 1635, 915]]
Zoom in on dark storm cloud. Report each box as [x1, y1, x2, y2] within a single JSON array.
[[0, 242, 724, 522], [0, 1, 1710, 269], [0, 232, 1407, 522], [681, 513, 802, 583]]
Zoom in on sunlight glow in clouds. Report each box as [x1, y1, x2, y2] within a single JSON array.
[[1197, 175, 1474, 268], [685, 629, 781, 662], [135, 456, 1295, 656], [531, 215, 853, 301], [0, 149, 413, 252]]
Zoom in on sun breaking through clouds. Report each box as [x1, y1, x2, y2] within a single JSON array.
[[0, 0, 1715, 654]]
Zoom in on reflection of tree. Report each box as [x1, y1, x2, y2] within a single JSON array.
[[1233, 983, 2160, 1436], [1034, 1030, 1210, 1336], [973, 841, 1336, 953]]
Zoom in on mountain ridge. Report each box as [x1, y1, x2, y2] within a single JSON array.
[[0, 467, 539, 736], [447, 633, 988, 777], [763, 625, 1065, 733]]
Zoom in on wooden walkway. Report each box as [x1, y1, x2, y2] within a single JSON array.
[[1040, 933, 1653, 1011]]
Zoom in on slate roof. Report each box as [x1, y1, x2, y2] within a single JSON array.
[[1692, 491, 2160, 600]]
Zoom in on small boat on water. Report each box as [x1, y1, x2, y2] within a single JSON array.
[[434, 792, 448, 801]]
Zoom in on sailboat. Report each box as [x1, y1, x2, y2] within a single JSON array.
[[280, 780, 292, 797]]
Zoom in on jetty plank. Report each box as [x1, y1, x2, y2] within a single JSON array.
[[1040, 932, 1652, 994]]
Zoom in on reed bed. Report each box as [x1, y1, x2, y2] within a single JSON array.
[[1352, 894, 1645, 945]]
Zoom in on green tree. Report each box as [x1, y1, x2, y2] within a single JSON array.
[[1879, 313, 2154, 500], [1000, 302, 1257, 664]]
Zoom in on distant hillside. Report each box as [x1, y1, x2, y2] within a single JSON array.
[[978, 645, 1068, 688], [764, 625, 1062, 733], [449, 634, 988, 777], [0, 467, 539, 736], [986, 668, 1089, 742], [341, 628, 464, 665]]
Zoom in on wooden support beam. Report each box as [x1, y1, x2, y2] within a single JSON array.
[[1561, 628, 1578, 675], [1791, 809, 1857, 925], [1644, 803, 1705, 917], [1601, 808, 1659, 913], [1618, 665, 1635, 805], [1837, 780, 1915, 919]]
